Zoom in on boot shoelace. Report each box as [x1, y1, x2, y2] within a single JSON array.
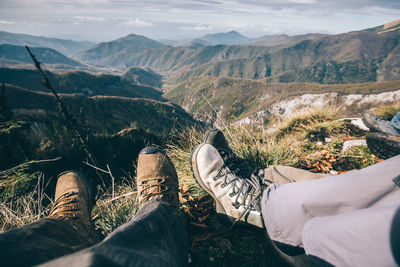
[[215, 165, 264, 228], [139, 177, 173, 204], [218, 147, 265, 185], [49, 191, 80, 219]]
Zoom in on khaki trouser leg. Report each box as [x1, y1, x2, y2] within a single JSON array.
[[261, 155, 400, 266], [263, 165, 329, 185]]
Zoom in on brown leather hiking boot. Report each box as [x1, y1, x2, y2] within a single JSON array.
[[136, 146, 179, 209], [49, 171, 93, 230]]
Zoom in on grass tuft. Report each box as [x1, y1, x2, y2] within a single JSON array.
[[92, 181, 137, 236], [372, 103, 400, 120], [0, 172, 52, 232]]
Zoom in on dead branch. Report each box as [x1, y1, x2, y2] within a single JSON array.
[[83, 161, 115, 197], [25, 45, 105, 187], [98, 191, 135, 206]]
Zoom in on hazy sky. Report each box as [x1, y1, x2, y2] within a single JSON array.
[[0, 0, 399, 42]]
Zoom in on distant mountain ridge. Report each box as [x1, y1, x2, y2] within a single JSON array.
[[0, 67, 164, 100], [159, 31, 252, 47], [168, 28, 400, 84], [192, 31, 253, 45], [0, 31, 93, 56], [73, 34, 166, 66], [73, 20, 400, 84], [248, 33, 328, 47], [0, 44, 82, 67]]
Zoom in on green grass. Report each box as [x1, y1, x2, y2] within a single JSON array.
[[92, 182, 138, 236]]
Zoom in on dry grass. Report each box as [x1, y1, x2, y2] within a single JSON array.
[[274, 107, 339, 138], [0, 172, 53, 231], [165, 126, 208, 199]]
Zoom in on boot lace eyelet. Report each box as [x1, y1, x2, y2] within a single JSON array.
[[232, 202, 240, 209]]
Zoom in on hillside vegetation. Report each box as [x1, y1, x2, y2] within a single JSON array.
[[5, 84, 193, 135], [0, 44, 82, 67], [122, 67, 163, 88], [0, 67, 163, 100], [164, 76, 400, 121]]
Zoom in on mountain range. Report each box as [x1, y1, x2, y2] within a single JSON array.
[[0, 44, 82, 67], [71, 20, 400, 85], [74, 34, 165, 66], [159, 31, 252, 46], [0, 31, 94, 56]]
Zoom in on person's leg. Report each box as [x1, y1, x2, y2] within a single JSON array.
[[390, 111, 400, 133], [0, 171, 99, 266], [193, 129, 400, 265], [41, 147, 189, 267], [261, 155, 400, 250], [302, 205, 400, 266], [263, 165, 329, 185], [0, 217, 98, 266], [41, 201, 189, 267]]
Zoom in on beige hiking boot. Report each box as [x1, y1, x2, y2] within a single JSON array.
[[136, 146, 179, 209], [49, 171, 93, 230], [191, 144, 264, 228]]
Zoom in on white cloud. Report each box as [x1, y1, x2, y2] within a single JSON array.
[[73, 16, 105, 22], [180, 24, 213, 31], [122, 18, 152, 27], [0, 19, 15, 25], [288, 0, 317, 4]]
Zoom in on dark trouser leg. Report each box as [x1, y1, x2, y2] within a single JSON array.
[[0, 217, 98, 266], [41, 201, 189, 267]]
